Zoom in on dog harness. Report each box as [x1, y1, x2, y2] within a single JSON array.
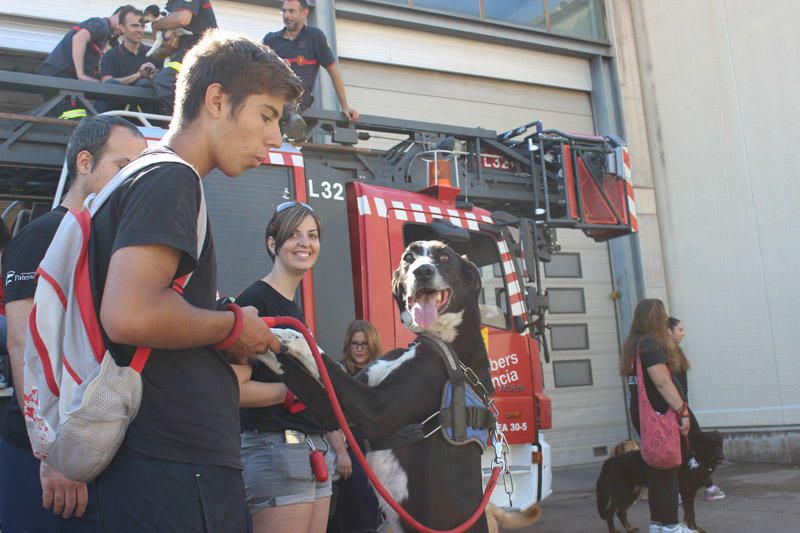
[[366, 335, 496, 451]]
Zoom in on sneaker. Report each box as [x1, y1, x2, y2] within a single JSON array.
[[704, 485, 726, 501], [661, 523, 695, 533]]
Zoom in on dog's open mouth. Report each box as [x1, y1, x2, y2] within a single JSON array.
[[408, 287, 451, 328]]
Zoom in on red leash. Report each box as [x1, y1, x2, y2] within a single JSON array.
[[263, 316, 503, 533]]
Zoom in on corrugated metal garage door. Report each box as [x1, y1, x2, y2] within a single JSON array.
[[542, 230, 629, 466], [339, 59, 628, 466]]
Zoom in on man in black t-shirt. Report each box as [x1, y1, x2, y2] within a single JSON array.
[[263, 0, 359, 139], [1, 116, 146, 532], [151, 0, 218, 114], [101, 8, 160, 88], [87, 31, 302, 531], [97, 7, 161, 113]]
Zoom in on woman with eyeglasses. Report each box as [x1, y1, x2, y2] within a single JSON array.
[[328, 320, 383, 533], [232, 202, 346, 533]]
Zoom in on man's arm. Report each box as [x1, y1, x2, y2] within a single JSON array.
[[324, 62, 359, 121], [151, 9, 193, 31], [102, 62, 157, 85], [7, 299, 90, 519], [71, 29, 98, 82], [6, 298, 32, 411], [100, 243, 277, 357]]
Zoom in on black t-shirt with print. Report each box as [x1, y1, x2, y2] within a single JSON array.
[[236, 280, 326, 435], [262, 25, 335, 109], [1, 207, 68, 450], [90, 148, 241, 469], [627, 334, 687, 432]]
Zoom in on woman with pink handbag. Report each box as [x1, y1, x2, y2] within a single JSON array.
[[620, 299, 691, 533]]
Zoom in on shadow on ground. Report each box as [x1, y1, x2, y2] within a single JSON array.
[[515, 461, 800, 532]]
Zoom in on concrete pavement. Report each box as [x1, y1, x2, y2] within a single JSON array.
[[517, 461, 800, 532]]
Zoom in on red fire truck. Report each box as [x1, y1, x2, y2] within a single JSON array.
[[1, 100, 636, 511]]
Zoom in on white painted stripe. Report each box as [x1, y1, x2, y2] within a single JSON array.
[[269, 153, 284, 166], [291, 154, 304, 167], [503, 260, 515, 273], [627, 197, 637, 218], [481, 215, 493, 224], [446, 209, 462, 226], [429, 206, 443, 219], [357, 196, 371, 216], [392, 200, 408, 221], [464, 212, 477, 220], [511, 301, 525, 316], [374, 197, 388, 218], [507, 283, 520, 297], [497, 241, 509, 254], [409, 203, 427, 222], [466, 219, 479, 231]]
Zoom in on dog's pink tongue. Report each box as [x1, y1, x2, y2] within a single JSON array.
[[412, 294, 439, 328]]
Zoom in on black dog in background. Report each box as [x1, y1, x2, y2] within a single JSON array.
[[596, 429, 724, 533]]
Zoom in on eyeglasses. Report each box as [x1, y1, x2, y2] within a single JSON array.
[[276, 201, 314, 213], [349, 341, 369, 351]]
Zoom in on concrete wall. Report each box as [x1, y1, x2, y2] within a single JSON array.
[[626, 0, 800, 430]]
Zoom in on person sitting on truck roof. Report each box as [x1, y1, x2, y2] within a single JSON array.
[[87, 31, 301, 532], [39, 5, 134, 83], [151, 0, 218, 115], [263, 0, 359, 139], [0, 115, 146, 533], [233, 202, 343, 533], [95, 7, 162, 113]]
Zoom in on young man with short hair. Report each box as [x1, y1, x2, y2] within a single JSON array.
[[101, 8, 160, 88], [90, 30, 304, 531], [1, 115, 146, 532]]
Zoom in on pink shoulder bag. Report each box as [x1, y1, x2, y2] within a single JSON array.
[[636, 347, 681, 469]]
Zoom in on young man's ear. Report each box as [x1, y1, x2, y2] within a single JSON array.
[[75, 150, 93, 177], [204, 83, 226, 119]]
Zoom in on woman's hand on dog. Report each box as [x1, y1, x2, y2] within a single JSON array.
[[225, 305, 281, 364]]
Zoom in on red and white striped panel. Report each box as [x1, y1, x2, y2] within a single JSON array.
[[622, 146, 638, 232], [265, 151, 304, 168], [356, 195, 493, 231], [496, 240, 527, 320]]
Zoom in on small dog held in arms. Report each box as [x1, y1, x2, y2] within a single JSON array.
[[596, 431, 724, 533], [142, 4, 192, 60], [258, 241, 540, 533]]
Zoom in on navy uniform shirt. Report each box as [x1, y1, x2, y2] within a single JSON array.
[[100, 43, 162, 80], [166, 0, 218, 61], [263, 25, 335, 108], [41, 17, 112, 78]]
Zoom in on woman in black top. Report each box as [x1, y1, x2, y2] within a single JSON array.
[[233, 202, 346, 533], [669, 317, 726, 502], [620, 299, 691, 533], [328, 320, 383, 533]]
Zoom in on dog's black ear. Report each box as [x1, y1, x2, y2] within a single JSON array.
[[460, 256, 482, 293], [391, 264, 406, 311]]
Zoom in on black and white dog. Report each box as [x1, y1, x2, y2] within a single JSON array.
[[261, 241, 495, 533]]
